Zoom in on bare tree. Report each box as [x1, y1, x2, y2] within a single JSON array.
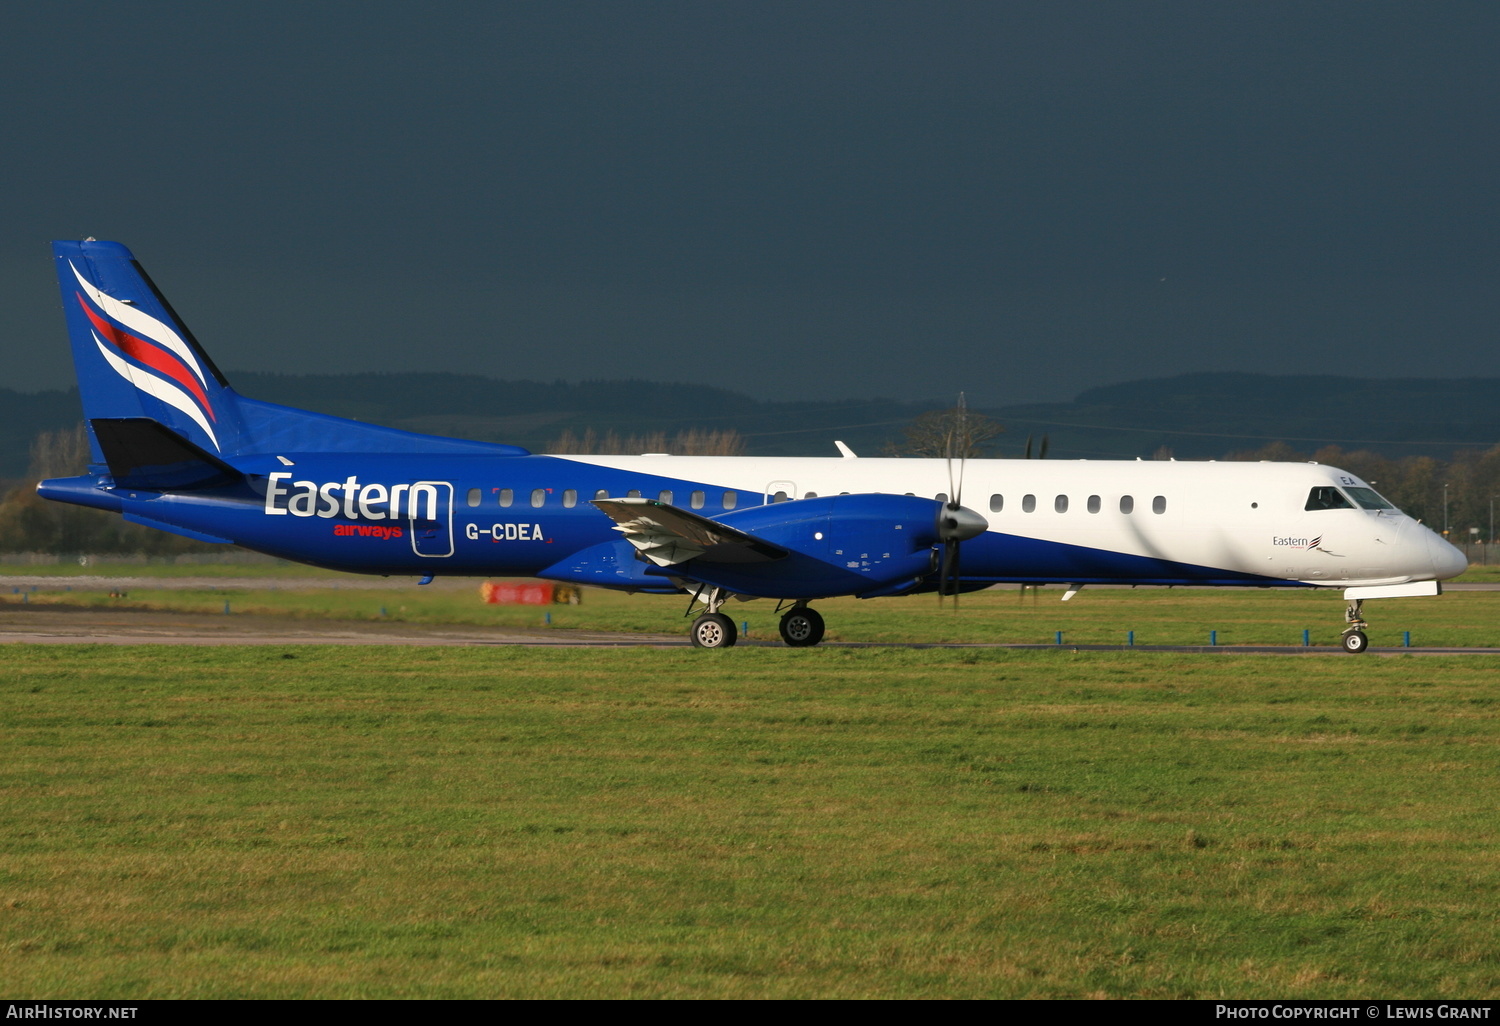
[[27, 423, 91, 478], [884, 405, 1004, 459]]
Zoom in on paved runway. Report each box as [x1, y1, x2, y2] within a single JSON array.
[[3, 606, 1497, 654]]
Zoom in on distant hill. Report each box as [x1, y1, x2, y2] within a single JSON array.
[[995, 373, 1500, 460], [4, 371, 1499, 478]]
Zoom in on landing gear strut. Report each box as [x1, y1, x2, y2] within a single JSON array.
[[1340, 599, 1370, 654], [778, 605, 825, 647], [688, 586, 738, 649]]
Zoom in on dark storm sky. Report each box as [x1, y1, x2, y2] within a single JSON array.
[[4, 2, 1497, 407]]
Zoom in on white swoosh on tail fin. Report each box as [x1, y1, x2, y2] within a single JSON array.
[[71, 261, 208, 389], [94, 333, 220, 451]]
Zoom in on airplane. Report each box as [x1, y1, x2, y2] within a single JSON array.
[[36, 239, 1470, 652]]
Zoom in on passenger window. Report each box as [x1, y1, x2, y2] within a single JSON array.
[[466, 488, 481, 507], [498, 488, 513, 508], [804, 491, 818, 499], [690, 490, 705, 509], [531, 488, 546, 508], [1120, 495, 1134, 514], [1022, 494, 1036, 513], [1087, 495, 1101, 514], [1305, 486, 1355, 511], [772, 490, 788, 503], [659, 490, 673, 504], [594, 489, 608, 501], [627, 489, 641, 499], [723, 491, 737, 509], [563, 489, 577, 508], [1153, 495, 1167, 514], [989, 494, 1003, 512], [1054, 495, 1069, 514], [936, 492, 948, 503]]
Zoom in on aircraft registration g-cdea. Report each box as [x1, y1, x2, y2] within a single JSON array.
[[40, 240, 1468, 651]]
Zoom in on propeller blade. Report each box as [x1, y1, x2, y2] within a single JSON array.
[[953, 392, 967, 509], [948, 537, 963, 608], [939, 392, 971, 608]]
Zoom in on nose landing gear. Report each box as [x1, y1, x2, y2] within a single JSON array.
[[1340, 599, 1370, 654]]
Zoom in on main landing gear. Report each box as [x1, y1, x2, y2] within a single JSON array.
[[690, 612, 738, 649], [688, 585, 738, 649], [1340, 599, 1370, 654], [686, 588, 829, 649], [778, 605, 825, 648]]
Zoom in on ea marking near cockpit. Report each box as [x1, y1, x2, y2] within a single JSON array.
[[38, 239, 1471, 650]]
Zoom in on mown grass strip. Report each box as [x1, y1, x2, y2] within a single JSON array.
[[3, 646, 1499, 998]]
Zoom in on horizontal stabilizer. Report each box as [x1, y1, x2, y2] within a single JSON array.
[[92, 418, 243, 491], [591, 497, 787, 567], [122, 513, 233, 544]]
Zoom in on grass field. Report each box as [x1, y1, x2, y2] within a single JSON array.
[[3, 645, 1500, 998]]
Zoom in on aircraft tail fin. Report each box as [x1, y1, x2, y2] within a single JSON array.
[[52, 240, 527, 464], [54, 240, 240, 463]]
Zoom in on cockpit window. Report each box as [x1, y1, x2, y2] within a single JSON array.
[[1345, 486, 1396, 511], [1305, 486, 1355, 511]]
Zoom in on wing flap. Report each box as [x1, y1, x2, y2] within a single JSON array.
[[591, 498, 787, 567]]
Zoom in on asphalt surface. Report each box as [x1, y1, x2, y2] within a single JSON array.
[[3, 605, 1497, 655]]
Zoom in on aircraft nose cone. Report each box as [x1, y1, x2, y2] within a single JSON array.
[[1425, 530, 1469, 580], [939, 504, 989, 543]]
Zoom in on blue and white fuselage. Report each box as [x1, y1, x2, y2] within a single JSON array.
[[37, 240, 1467, 649], [44, 451, 1463, 587]]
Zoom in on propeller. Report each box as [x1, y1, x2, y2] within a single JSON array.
[[938, 394, 988, 605]]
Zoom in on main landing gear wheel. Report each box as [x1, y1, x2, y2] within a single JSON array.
[[690, 613, 738, 649], [779, 607, 826, 647], [1341, 630, 1370, 654]]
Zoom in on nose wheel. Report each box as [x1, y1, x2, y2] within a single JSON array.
[[778, 606, 826, 647], [1340, 599, 1370, 655]]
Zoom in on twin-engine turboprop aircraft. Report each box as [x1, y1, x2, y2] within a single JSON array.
[[38, 240, 1468, 651]]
